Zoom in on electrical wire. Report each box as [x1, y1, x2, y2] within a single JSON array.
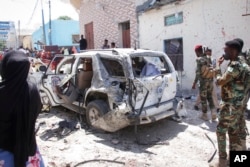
[[139, 28, 166, 47], [26, 0, 40, 26], [205, 133, 217, 163], [74, 159, 125, 167]]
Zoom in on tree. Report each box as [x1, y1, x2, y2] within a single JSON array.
[[57, 16, 72, 20]]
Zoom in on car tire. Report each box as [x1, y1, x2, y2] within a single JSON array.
[[86, 100, 109, 128]]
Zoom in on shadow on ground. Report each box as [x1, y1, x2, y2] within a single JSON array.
[[37, 106, 188, 154], [179, 99, 218, 132]]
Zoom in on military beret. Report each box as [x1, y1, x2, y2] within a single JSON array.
[[195, 45, 203, 51], [234, 38, 244, 51], [225, 40, 241, 52]]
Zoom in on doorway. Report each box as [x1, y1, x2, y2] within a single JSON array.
[[164, 38, 183, 71], [85, 22, 94, 49], [121, 21, 131, 48]]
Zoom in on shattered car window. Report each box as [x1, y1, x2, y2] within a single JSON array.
[[131, 56, 171, 77], [56, 58, 75, 74], [100, 58, 125, 77]]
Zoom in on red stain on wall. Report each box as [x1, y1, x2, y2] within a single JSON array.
[[221, 27, 226, 37]]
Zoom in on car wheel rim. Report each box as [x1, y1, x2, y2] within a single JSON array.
[[88, 107, 100, 124]]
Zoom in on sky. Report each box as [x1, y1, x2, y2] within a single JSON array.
[[0, 0, 79, 31]]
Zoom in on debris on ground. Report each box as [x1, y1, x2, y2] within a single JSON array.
[[36, 101, 250, 167]]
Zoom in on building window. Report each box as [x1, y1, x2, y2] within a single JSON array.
[[164, 12, 183, 26], [72, 34, 79, 44], [164, 38, 183, 71]]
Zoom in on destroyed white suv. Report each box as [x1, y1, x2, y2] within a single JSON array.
[[39, 49, 177, 132]]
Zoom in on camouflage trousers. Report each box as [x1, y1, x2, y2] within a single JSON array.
[[199, 80, 215, 113], [239, 105, 248, 140], [216, 104, 242, 159], [239, 91, 250, 141]]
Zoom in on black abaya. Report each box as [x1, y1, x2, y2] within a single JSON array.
[[0, 51, 41, 167]]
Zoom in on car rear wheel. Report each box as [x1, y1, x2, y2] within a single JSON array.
[[86, 100, 109, 128]]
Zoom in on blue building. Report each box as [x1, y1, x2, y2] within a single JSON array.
[[0, 21, 16, 50], [32, 19, 80, 49]]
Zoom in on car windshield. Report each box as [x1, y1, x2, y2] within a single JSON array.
[[131, 55, 171, 78]]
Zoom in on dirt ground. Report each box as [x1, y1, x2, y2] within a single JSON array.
[[36, 99, 250, 167]]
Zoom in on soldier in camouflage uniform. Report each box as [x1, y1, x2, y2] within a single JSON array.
[[245, 49, 250, 120], [194, 48, 220, 111], [192, 45, 216, 121], [210, 40, 246, 167], [234, 38, 249, 151]]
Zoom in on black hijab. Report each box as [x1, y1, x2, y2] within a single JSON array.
[[0, 51, 41, 167]]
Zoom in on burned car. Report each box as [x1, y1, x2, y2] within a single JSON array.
[[39, 49, 177, 132]]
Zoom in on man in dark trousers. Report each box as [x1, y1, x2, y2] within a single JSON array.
[[79, 35, 87, 50]]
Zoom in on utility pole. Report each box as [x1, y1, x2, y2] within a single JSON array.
[[18, 20, 20, 47], [49, 0, 52, 45], [41, 0, 47, 46]]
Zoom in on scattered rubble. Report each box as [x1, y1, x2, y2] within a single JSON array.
[[36, 100, 250, 167]]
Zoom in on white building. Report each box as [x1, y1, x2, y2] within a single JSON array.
[[138, 0, 250, 90], [0, 21, 17, 50]]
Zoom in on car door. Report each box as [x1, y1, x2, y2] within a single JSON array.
[[91, 53, 128, 105], [130, 52, 177, 111], [40, 55, 77, 105]]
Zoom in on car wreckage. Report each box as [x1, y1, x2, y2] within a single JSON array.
[[39, 49, 177, 132]]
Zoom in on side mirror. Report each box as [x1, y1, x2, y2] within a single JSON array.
[[39, 65, 47, 72]]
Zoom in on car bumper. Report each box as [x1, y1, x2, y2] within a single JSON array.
[[135, 100, 175, 124]]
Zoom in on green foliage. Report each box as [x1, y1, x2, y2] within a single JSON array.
[[0, 41, 6, 50], [57, 16, 72, 20]]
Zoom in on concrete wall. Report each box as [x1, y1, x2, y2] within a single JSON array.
[[138, 0, 250, 90], [79, 0, 138, 49], [21, 35, 32, 49], [32, 20, 80, 49]]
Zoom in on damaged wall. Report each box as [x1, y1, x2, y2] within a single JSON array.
[[138, 0, 250, 90]]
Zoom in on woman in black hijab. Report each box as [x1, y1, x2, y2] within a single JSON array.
[[0, 51, 44, 167]]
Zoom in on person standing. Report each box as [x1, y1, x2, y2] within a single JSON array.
[[102, 39, 110, 49], [194, 48, 220, 112], [111, 42, 116, 48], [79, 35, 87, 50], [0, 51, 44, 167], [193, 46, 202, 111], [233, 38, 249, 150], [192, 45, 216, 121], [246, 49, 250, 120], [18, 46, 27, 54], [210, 40, 246, 167]]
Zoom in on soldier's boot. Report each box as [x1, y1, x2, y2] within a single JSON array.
[[241, 139, 247, 150], [209, 158, 227, 167], [200, 113, 209, 121], [211, 109, 217, 121]]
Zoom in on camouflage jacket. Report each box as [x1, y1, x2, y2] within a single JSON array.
[[215, 59, 248, 105], [239, 50, 250, 66], [239, 55, 250, 105], [194, 55, 213, 84]]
